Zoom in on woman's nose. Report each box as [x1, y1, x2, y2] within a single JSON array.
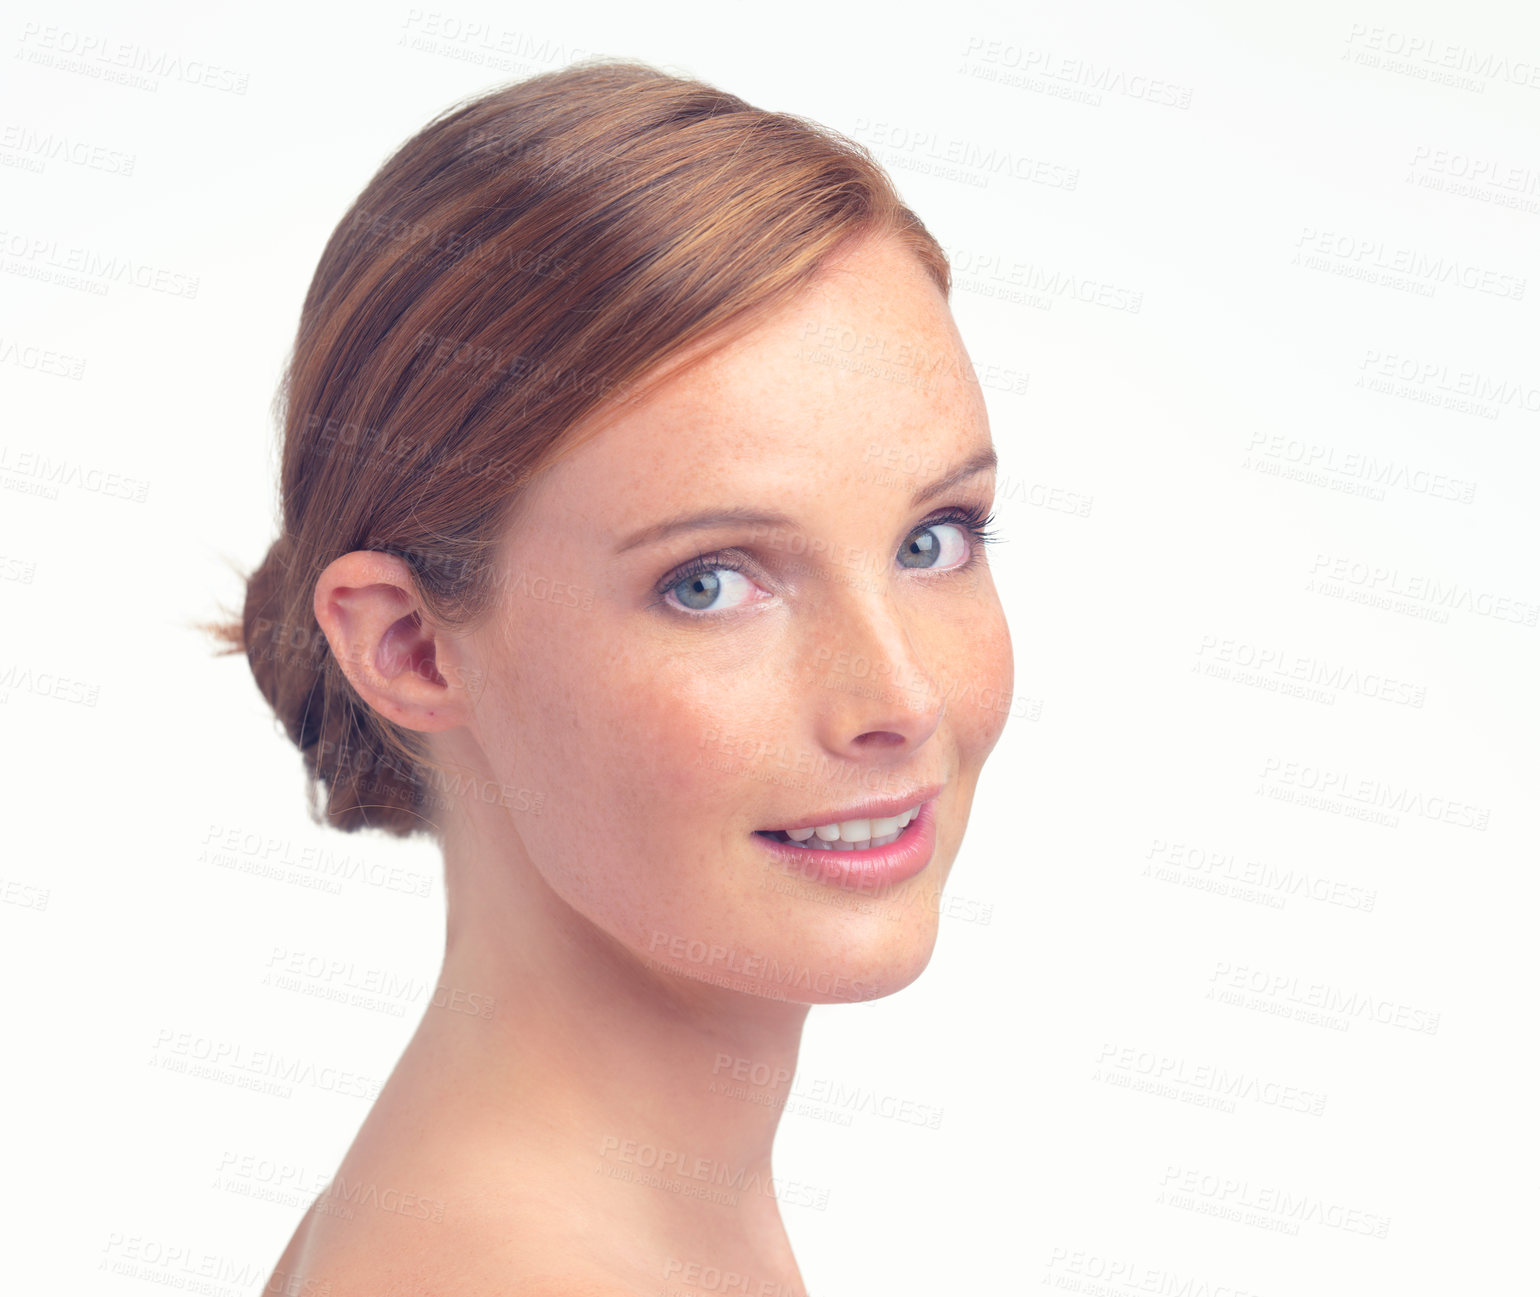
[[808, 585, 944, 758]]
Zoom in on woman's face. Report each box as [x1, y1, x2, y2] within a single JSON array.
[[456, 233, 1013, 1003]]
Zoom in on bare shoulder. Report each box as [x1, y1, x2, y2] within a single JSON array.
[[271, 1249, 641, 1296], [264, 1193, 644, 1297], [299, 1273, 637, 1297]]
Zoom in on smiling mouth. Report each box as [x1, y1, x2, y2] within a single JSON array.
[[753, 802, 925, 852]]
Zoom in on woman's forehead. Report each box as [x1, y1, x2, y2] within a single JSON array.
[[534, 248, 977, 496]]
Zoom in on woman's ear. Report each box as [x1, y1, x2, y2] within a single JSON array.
[[312, 550, 480, 732]]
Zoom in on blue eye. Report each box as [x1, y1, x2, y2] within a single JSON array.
[[667, 564, 760, 613], [654, 505, 1000, 617], [899, 520, 971, 570]]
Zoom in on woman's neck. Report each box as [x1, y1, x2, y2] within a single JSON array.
[[353, 802, 816, 1290]]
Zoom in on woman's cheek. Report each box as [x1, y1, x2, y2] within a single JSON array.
[[955, 593, 1015, 757], [620, 636, 790, 798]]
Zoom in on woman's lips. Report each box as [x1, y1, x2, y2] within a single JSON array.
[[752, 799, 938, 892], [755, 800, 921, 851]]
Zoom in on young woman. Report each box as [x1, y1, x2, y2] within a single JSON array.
[[216, 58, 1013, 1296]]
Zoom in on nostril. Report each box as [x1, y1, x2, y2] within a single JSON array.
[[854, 731, 908, 748]]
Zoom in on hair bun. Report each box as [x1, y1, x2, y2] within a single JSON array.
[[240, 536, 295, 719], [230, 534, 430, 835]]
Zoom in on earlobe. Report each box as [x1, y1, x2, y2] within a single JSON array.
[[312, 550, 476, 733]]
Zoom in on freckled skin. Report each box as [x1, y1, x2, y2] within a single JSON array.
[[453, 232, 1014, 1003], [294, 232, 1014, 1292]]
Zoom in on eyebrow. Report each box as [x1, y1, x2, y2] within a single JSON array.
[[613, 445, 998, 554]]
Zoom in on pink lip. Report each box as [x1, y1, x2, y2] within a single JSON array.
[[753, 798, 939, 892], [757, 783, 944, 834]]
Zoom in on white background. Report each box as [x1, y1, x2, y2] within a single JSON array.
[[2, 1, 1537, 1293]]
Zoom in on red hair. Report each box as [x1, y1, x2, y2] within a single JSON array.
[[206, 58, 950, 837]]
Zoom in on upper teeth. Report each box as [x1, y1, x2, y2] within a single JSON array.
[[772, 803, 923, 851]]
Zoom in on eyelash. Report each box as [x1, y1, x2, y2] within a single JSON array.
[[652, 503, 1002, 614]]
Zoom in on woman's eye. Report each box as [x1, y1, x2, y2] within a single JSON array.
[[662, 516, 987, 615], [668, 566, 760, 613], [898, 521, 971, 571]]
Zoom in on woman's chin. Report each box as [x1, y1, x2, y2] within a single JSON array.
[[825, 920, 941, 1003], [749, 907, 943, 1006]]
